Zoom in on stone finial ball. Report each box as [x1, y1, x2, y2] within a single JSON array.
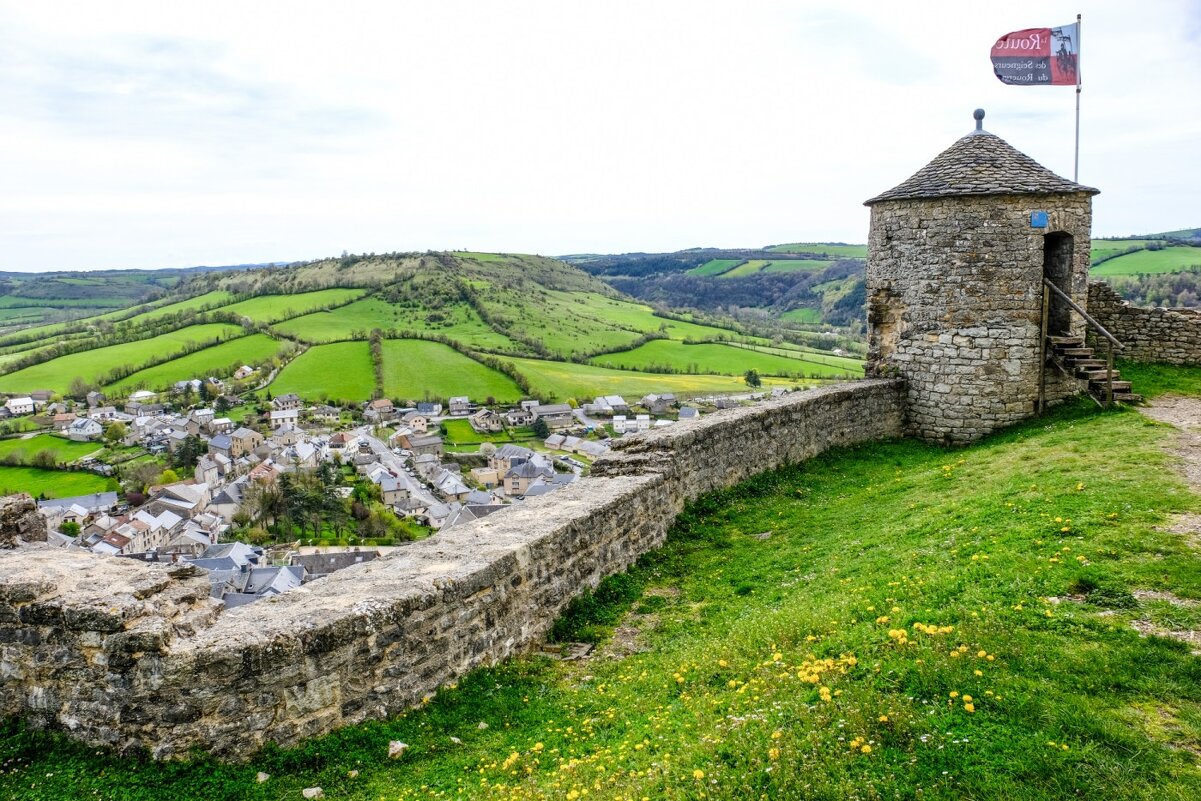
[[973, 108, 985, 122]]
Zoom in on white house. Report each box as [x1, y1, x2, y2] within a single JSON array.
[[5, 397, 34, 416], [66, 417, 104, 441]]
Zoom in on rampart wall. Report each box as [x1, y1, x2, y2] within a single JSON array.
[[0, 380, 904, 759], [1088, 282, 1201, 366]]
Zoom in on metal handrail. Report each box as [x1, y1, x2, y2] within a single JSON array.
[[1042, 278, 1123, 349]]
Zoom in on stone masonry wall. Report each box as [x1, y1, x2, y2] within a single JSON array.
[[0, 380, 904, 759], [866, 192, 1093, 443], [1088, 282, 1201, 366]]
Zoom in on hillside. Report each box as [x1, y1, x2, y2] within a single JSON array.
[[1089, 230, 1201, 307], [0, 252, 863, 406]]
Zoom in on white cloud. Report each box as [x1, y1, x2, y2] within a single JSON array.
[[0, 0, 1198, 270]]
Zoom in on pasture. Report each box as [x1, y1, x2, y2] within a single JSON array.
[[380, 340, 523, 403], [0, 434, 100, 464], [589, 339, 862, 378], [760, 258, 835, 273], [1090, 246, 1201, 276], [686, 258, 742, 276], [269, 342, 376, 402], [0, 323, 245, 395], [107, 334, 286, 392], [0, 465, 110, 498], [219, 288, 366, 324], [780, 306, 822, 323]]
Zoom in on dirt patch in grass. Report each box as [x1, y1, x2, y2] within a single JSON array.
[[1132, 589, 1199, 607], [593, 587, 680, 661]]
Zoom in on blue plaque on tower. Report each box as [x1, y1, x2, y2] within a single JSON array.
[[1031, 211, 1048, 228]]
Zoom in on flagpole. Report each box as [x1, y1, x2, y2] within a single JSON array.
[[1074, 13, 1082, 182]]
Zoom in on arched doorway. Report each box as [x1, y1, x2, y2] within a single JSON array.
[[1043, 232, 1075, 335]]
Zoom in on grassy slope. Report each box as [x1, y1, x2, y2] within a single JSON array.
[[107, 334, 286, 392], [0, 465, 109, 498], [687, 259, 742, 277], [720, 259, 772, 278], [8, 386, 1201, 799], [269, 342, 376, 402], [588, 340, 861, 378], [219, 288, 367, 324], [0, 434, 100, 463], [275, 297, 516, 351], [0, 323, 244, 394], [761, 259, 835, 274], [380, 340, 523, 403], [1091, 246, 1201, 276], [505, 357, 801, 400]]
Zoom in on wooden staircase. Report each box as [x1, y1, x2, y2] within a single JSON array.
[[1046, 335, 1142, 405]]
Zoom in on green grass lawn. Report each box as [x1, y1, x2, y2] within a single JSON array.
[[114, 290, 235, 326], [269, 342, 376, 402], [441, 417, 536, 446], [0, 434, 100, 464], [8, 386, 1201, 799], [380, 340, 523, 403], [1091, 246, 1201, 276], [687, 259, 742, 276], [219, 288, 367, 324], [768, 242, 868, 258], [0, 323, 245, 394], [588, 340, 862, 378], [107, 334, 286, 392], [506, 357, 804, 400], [0, 465, 110, 498]]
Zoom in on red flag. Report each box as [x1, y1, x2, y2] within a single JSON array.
[[992, 23, 1079, 86]]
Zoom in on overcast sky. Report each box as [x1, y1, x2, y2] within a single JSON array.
[[1, 1, 1198, 272]]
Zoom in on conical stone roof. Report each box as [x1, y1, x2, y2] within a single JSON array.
[[865, 128, 1098, 205]]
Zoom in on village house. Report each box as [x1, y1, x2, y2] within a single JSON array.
[[582, 395, 629, 416], [531, 403, 574, 430], [416, 401, 442, 417], [400, 432, 443, 457], [51, 412, 77, 431], [233, 365, 255, 380], [85, 390, 105, 408], [504, 459, 554, 497], [448, 396, 472, 416], [678, 406, 699, 420], [504, 407, 534, 427], [469, 466, 500, 489], [272, 393, 302, 411], [66, 417, 103, 442], [640, 393, 677, 414], [268, 408, 299, 427], [289, 550, 381, 582], [400, 411, 429, 433], [468, 407, 503, 433], [364, 398, 395, 422], [228, 427, 264, 458], [308, 404, 340, 423], [379, 474, 409, 506], [5, 397, 34, 416], [488, 443, 534, 475]]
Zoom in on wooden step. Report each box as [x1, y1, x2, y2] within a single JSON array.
[[1047, 335, 1085, 346], [1078, 369, 1120, 381], [1113, 392, 1143, 403], [1057, 347, 1094, 357], [1090, 379, 1133, 392], [1067, 358, 1107, 368]]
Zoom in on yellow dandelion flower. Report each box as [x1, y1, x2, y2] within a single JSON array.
[[977, 650, 987, 658], [974, 669, 984, 677], [964, 702, 975, 713], [768, 747, 780, 761], [692, 769, 705, 780], [718, 659, 728, 668], [962, 695, 973, 703], [949, 691, 959, 698], [771, 730, 782, 740], [860, 744, 872, 754], [878, 715, 889, 723]]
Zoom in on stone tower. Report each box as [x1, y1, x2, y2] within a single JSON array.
[[864, 110, 1099, 444]]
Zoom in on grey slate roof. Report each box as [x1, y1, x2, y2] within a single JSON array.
[[864, 129, 1099, 205]]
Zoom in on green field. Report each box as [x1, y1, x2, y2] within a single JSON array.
[[780, 307, 823, 324], [219, 288, 366, 324], [760, 258, 836, 273], [115, 290, 236, 326], [589, 339, 862, 378], [768, 242, 869, 258], [1089, 239, 1163, 263], [1090, 246, 1201, 276], [380, 339, 523, 403], [0, 434, 100, 464], [269, 342, 376, 402], [506, 357, 803, 400], [686, 259, 742, 277], [274, 297, 517, 351], [0, 465, 110, 498], [720, 259, 773, 278], [0, 323, 245, 395], [107, 334, 286, 392]]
